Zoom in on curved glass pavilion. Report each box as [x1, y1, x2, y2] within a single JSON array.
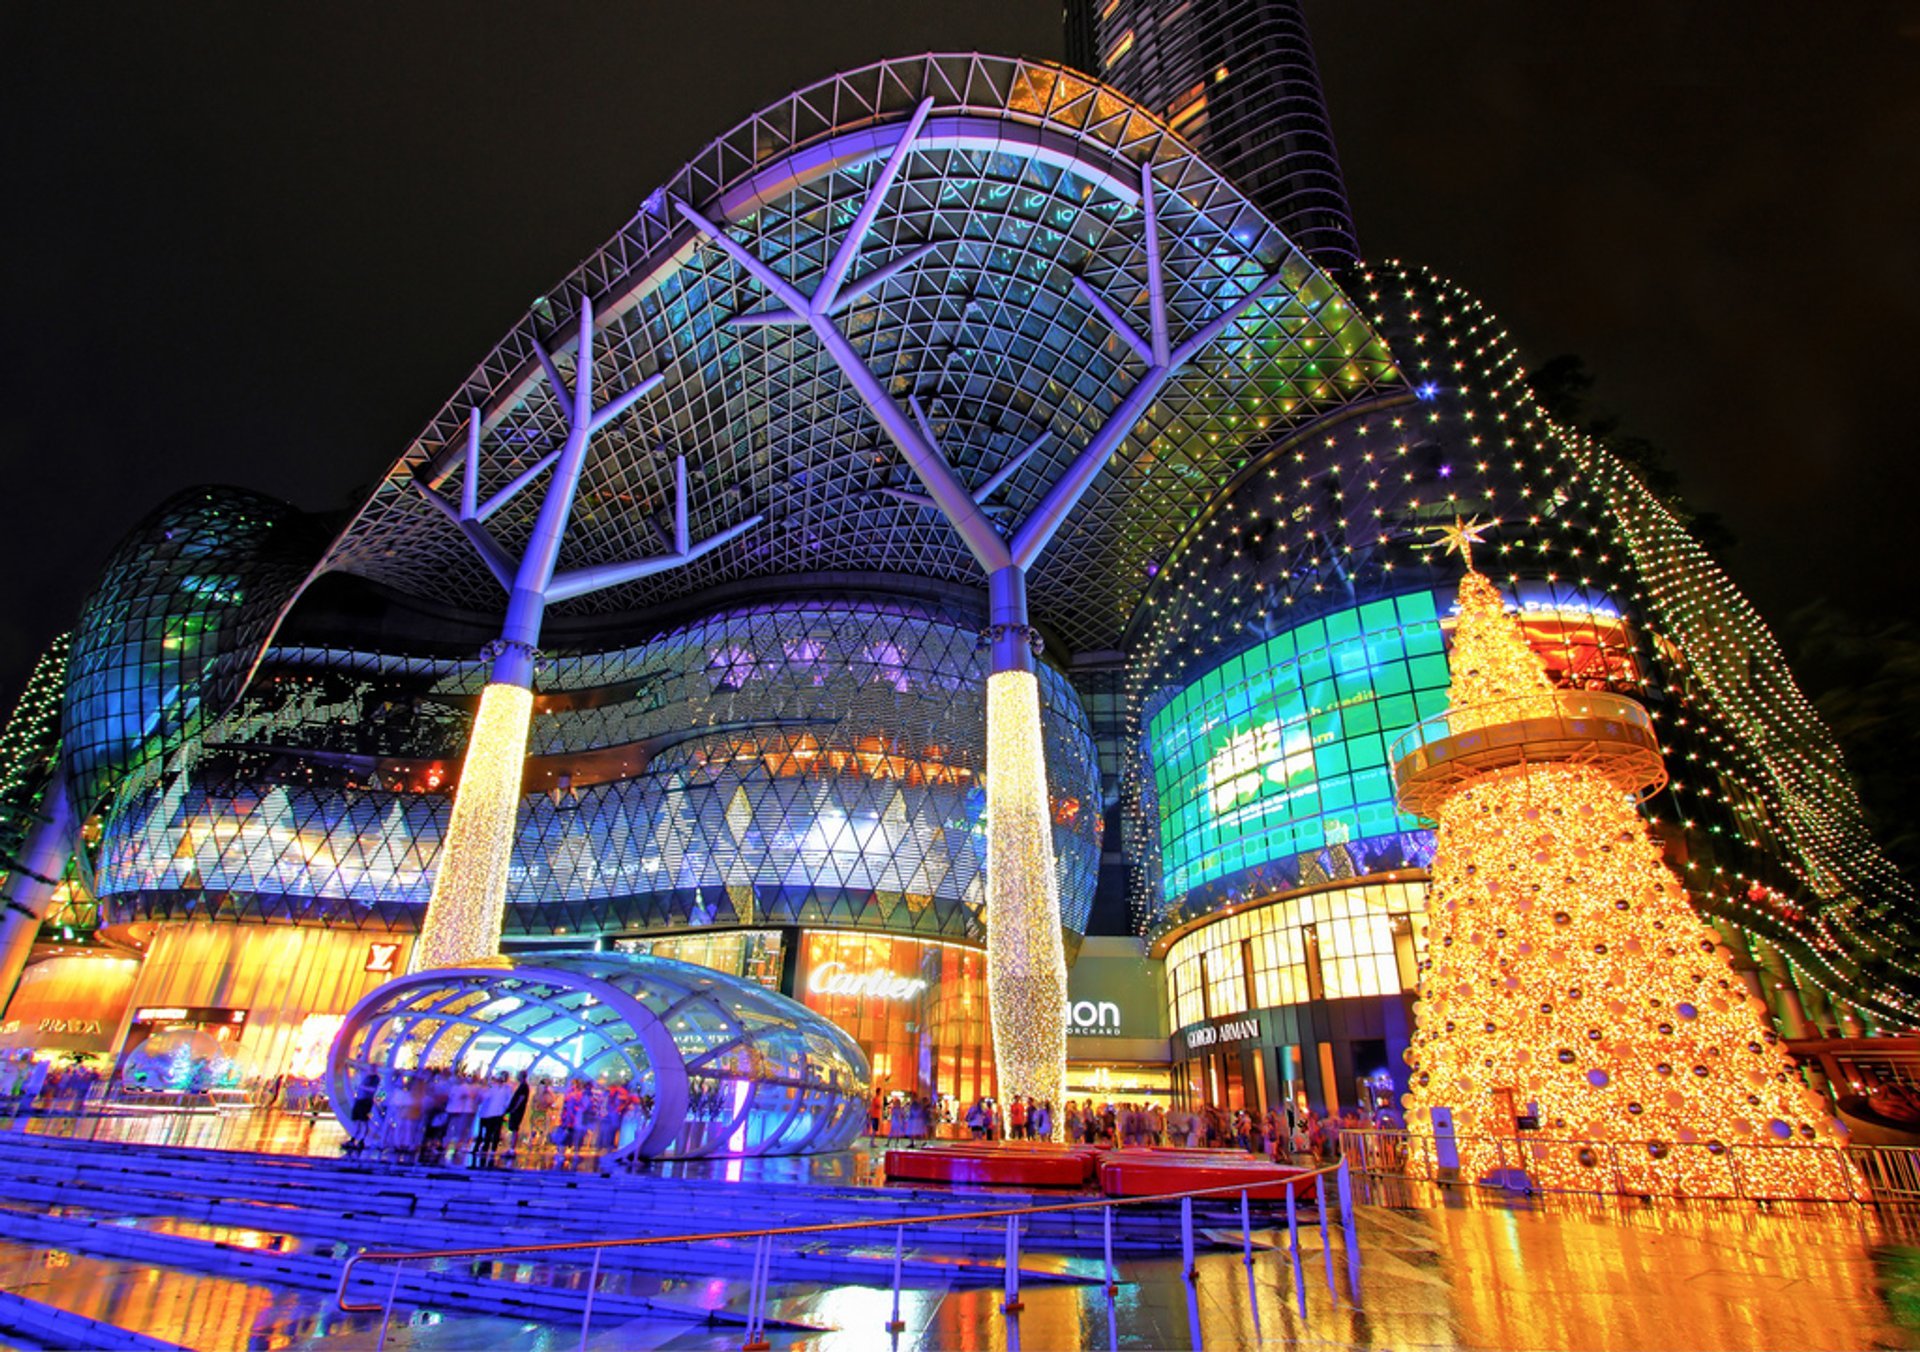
[[328, 952, 870, 1158]]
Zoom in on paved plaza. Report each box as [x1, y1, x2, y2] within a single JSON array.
[[0, 1109, 1914, 1350]]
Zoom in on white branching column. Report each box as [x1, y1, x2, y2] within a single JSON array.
[[409, 299, 759, 971], [672, 115, 1282, 1135]]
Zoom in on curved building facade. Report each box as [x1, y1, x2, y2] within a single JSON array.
[[98, 599, 1101, 942], [1128, 262, 1908, 1117]]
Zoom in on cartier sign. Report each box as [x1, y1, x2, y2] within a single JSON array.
[[807, 961, 928, 1001]]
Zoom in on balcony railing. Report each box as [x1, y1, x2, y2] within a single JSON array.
[[1389, 689, 1667, 819]]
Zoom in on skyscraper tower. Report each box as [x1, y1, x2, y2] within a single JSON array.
[[1065, 0, 1361, 263]]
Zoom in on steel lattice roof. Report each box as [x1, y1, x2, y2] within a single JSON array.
[[321, 54, 1399, 655]]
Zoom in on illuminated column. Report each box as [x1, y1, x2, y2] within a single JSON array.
[[1753, 938, 1815, 1039], [983, 568, 1068, 1123], [409, 299, 759, 971], [415, 681, 533, 969], [1712, 919, 1772, 1010], [0, 771, 73, 1014]]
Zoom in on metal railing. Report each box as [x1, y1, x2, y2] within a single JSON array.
[[1387, 688, 1667, 815], [1337, 1127, 1920, 1205], [335, 1157, 1360, 1350]]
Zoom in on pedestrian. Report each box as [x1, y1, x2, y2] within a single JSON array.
[[503, 1071, 531, 1162], [473, 1074, 511, 1165], [345, 1071, 380, 1153]]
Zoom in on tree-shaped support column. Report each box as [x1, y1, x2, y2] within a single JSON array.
[[410, 298, 760, 970], [673, 104, 1281, 1126]]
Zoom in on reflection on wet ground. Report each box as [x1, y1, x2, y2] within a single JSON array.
[[8, 1200, 1920, 1351], [2, 1112, 1920, 1350]]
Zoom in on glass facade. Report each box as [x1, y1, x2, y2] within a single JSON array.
[[96, 602, 1102, 943], [1147, 592, 1448, 911], [796, 932, 995, 1111], [1162, 879, 1426, 1032], [1141, 584, 1646, 927], [60, 487, 317, 833]]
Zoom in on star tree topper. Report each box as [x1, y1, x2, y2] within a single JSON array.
[[1427, 515, 1494, 571]]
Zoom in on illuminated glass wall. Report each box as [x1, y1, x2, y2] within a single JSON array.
[[61, 487, 318, 832], [1142, 585, 1640, 925], [1148, 592, 1448, 909], [97, 603, 1102, 942], [1161, 880, 1426, 1031]]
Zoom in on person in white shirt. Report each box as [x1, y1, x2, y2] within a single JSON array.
[[473, 1076, 514, 1165]]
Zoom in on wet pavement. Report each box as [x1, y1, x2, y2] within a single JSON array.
[[0, 1109, 1918, 1349]]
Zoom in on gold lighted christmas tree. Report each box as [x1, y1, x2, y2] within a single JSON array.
[[1398, 522, 1857, 1199]]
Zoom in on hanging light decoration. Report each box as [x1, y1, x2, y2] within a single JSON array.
[[985, 668, 1068, 1132]]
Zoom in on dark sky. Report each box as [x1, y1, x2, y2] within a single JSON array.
[[2, 2, 1915, 708]]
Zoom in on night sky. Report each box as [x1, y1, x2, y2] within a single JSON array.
[[3, 2, 1915, 708]]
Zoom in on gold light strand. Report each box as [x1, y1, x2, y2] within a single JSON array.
[[985, 669, 1067, 1134], [413, 682, 533, 971], [1403, 570, 1859, 1200]]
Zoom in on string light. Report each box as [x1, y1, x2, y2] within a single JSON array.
[[412, 682, 532, 970], [1118, 260, 1908, 1030], [1401, 565, 1859, 1199], [985, 669, 1067, 1133]]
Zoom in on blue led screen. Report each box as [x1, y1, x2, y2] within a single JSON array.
[[1148, 592, 1451, 904]]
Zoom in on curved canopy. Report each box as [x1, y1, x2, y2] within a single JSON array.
[[329, 952, 870, 1158], [321, 54, 1397, 656]]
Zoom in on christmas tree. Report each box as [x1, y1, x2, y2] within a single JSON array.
[[1401, 524, 1857, 1200]]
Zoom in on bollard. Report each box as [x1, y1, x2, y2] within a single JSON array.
[[1338, 1156, 1357, 1248], [887, 1223, 906, 1333], [741, 1234, 772, 1352], [1317, 1172, 1336, 1307], [374, 1264, 401, 1352], [1001, 1214, 1024, 1313], [1102, 1203, 1117, 1295], [1240, 1188, 1262, 1338], [578, 1247, 602, 1352], [1180, 1195, 1196, 1281], [1287, 1182, 1307, 1319]]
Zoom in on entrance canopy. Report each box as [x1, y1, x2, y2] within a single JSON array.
[[320, 54, 1396, 658], [328, 952, 869, 1158]]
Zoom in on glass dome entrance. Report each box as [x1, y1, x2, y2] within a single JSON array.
[[328, 952, 871, 1158]]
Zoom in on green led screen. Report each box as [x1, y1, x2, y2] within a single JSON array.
[[1148, 592, 1452, 903]]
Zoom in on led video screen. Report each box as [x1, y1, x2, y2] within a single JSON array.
[[1149, 593, 1451, 902]]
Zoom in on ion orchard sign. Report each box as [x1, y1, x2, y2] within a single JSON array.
[[1066, 999, 1122, 1035], [805, 964, 1140, 1037]]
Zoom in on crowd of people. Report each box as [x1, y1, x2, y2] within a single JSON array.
[[342, 1068, 675, 1170], [859, 1082, 1369, 1165], [0, 1054, 100, 1113]]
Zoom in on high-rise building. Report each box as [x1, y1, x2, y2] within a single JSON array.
[[1065, 0, 1360, 264]]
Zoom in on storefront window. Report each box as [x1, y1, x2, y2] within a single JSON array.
[[614, 930, 784, 990], [796, 932, 994, 1111], [1163, 880, 1428, 1030]]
